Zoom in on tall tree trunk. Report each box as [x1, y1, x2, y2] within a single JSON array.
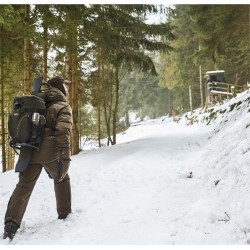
[[125, 111, 130, 127], [189, 84, 193, 111], [103, 95, 113, 146], [112, 66, 119, 145], [103, 67, 114, 146], [97, 100, 101, 147], [97, 50, 102, 147], [0, 57, 7, 172], [23, 4, 31, 94], [168, 88, 171, 116], [6, 101, 14, 171], [65, 52, 74, 153], [67, 25, 80, 155], [199, 44, 204, 108], [199, 64, 204, 108], [42, 12, 48, 81], [71, 52, 79, 155]]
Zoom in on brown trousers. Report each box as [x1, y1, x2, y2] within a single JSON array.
[[4, 161, 71, 226]]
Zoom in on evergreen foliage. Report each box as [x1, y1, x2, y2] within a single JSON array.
[[0, 4, 249, 171], [158, 4, 249, 113]]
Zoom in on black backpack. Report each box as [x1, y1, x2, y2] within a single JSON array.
[[8, 77, 47, 150]]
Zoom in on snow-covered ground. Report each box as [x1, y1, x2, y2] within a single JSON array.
[[1, 90, 250, 245]]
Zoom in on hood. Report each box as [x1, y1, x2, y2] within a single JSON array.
[[45, 87, 67, 103]]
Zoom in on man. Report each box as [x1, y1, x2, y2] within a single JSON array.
[[3, 76, 73, 240]]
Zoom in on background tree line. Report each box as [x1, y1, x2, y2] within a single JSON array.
[[158, 5, 250, 114], [0, 4, 249, 172]]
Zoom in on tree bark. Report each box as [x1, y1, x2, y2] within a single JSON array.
[[71, 51, 79, 155], [103, 95, 113, 146], [112, 66, 119, 145], [189, 84, 193, 111], [67, 25, 80, 155], [199, 64, 204, 108], [23, 4, 31, 94], [42, 12, 48, 81], [199, 44, 204, 108], [0, 56, 7, 172], [97, 50, 102, 147]]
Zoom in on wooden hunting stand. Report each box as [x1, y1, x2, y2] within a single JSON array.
[[204, 70, 246, 109]]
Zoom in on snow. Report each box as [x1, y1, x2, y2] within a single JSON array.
[[206, 70, 225, 74], [1, 90, 250, 245]]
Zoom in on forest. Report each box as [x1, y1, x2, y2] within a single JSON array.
[[0, 4, 249, 172]]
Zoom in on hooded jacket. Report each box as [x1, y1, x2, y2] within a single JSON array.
[[30, 87, 73, 163]]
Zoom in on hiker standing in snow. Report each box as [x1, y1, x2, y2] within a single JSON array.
[[3, 76, 73, 240]]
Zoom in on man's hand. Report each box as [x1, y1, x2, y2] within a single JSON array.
[[57, 159, 70, 182], [57, 147, 71, 182]]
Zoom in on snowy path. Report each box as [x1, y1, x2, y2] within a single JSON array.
[[65, 124, 212, 244]]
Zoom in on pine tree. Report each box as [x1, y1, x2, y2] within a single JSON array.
[[87, 4, 174, 144], [0, 5, 24, 171]]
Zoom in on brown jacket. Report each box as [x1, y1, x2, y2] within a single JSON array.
[[30, 87, 73, 163]]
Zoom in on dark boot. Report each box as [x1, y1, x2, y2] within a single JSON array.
[[3, 221, 19, 240], [58, 213, 69, 220]]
